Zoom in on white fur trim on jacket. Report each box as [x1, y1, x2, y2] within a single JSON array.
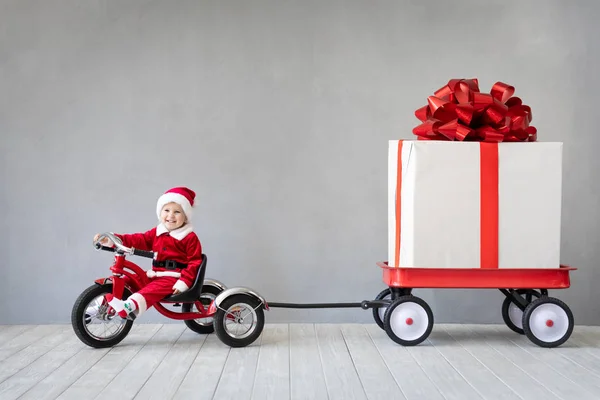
[[155, 223, 194, 241], [157, 193, 193, 221], [173, 280, 190, 293], [129, 293, 148, 315], [146, 270, 181, 278]]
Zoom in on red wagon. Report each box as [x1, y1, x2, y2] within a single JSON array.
[[371, 262, 576, 348]]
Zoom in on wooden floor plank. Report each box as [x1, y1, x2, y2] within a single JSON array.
[[466, 324, 598, 400], [0, 325, 64, 362], [18, 346, 110, 400], [251, 324, 290, 400], [0, 325, 35, 344], [340, 324, 407, 400], [2, 323, 600, 400], [56, 324, 162, 400], [558, 332, 600, 374], [289, 324, 328, 400], [212, 330, 263, 400], [0, 326, 72, 384], [403, 328, 484, 400], [133, 329, 206, 400], [570, 330, 600, 360], [428, 328, 524, 399], [487, 325, 600, 395], [553, 344, 600, 376], [171, 332, 231, 400], [365, 324, 445, 400], [0, 330, 84, 400], [93, 324, 186, 400], [315, 324, 366, 400], [442, 324, 561, 400]]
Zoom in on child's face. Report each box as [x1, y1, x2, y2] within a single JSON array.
[[160, 202, 186, 231]]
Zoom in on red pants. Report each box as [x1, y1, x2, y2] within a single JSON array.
[[128, 276, 178, 316]]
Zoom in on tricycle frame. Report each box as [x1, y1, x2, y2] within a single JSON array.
[[101, 253, 214, 321]]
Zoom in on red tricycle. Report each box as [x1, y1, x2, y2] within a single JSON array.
[[71, 232, 270, 348]]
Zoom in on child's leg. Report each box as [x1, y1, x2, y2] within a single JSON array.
[[106, 277, 178, 319], [130, 277, 179, 316]]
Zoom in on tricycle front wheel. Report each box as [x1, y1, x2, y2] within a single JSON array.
[[214, 294, 265, 348], [71, 284, 134, 348]]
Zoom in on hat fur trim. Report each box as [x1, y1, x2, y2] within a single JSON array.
[[156, 193, 193, 221]]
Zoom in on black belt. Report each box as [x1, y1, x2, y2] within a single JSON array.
[[152, 260, 188, 270]]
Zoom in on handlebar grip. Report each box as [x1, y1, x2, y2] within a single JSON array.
[[132, 248, 155, 259], [95, 242, 116, 252]]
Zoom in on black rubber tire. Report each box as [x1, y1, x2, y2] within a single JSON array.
[[214, 294, 265, 348], [372, 288, 392, 330], [501, 289, 542, 335], [182, 285, 223, 334], [383, 295, 433, 346], [522, 297, 574, 348], [71, 284, 134, 348]]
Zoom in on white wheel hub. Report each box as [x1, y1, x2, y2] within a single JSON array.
[[508, 302, 523, 329], [528, 303, 569, 343], [389, 301, 429, 341]]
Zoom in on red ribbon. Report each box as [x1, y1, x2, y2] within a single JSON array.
[[480, 142, 499, 269], [413, 78, 537, 142]]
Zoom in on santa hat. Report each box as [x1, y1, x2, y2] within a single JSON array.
[[156, 187, 196, 221]]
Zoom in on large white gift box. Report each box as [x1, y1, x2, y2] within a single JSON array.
[[388, 140, 563, 269]]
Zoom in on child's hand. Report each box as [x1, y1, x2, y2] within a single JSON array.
[[93, 233, 114, 247], [173, 288, 181, 295]]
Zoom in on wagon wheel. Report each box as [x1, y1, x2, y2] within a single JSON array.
[[501, 289, 542, 335], [372, 288, 391, 330], [522, 297, 574, 348], [372, 288, 412, 330], [383, 295, 433, 346]]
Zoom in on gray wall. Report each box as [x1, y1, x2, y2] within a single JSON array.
[[1, 0, 599, 325]]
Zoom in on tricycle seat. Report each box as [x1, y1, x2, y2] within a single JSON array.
[[163, 254, 207, 303]]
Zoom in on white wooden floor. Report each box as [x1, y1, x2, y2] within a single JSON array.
[[1, 323, 600, 400]]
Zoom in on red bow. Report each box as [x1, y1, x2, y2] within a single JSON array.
[[412, 78, 537, 142]]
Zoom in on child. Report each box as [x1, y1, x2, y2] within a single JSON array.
[[94, 187, 202, 320]]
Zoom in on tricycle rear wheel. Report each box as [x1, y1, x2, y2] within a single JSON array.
[[181, 284, 223, 334], [214, 294, 265, 348], [71, 283, 134, 348]]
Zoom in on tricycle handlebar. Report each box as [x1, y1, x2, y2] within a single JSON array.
[[94, 232, 155, 259], [97, 245, 116, 252]]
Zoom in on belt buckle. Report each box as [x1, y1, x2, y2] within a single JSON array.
[[165, 260, 177, 270]]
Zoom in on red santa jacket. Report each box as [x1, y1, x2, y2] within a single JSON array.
[[115, 223, 202, 291]]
